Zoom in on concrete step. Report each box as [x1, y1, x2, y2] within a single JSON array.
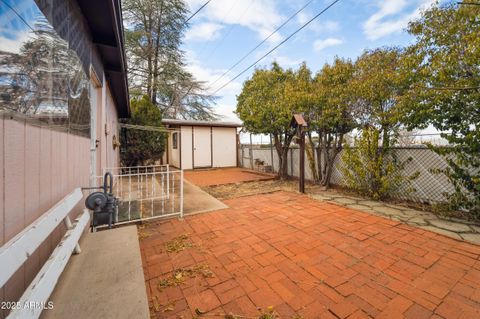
[[42, 226, 149, 319]]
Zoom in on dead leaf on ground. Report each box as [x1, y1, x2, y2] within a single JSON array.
[[163, 301, 175, 312], [151, 296, 161, 312], [166, 234, 194, 252], [195, 308, 207, 315], [157, 263, 215, 290]]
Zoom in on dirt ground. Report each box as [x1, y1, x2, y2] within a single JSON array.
[[184, 168, 275, 186], [201, 179, 321, 200], [202, 179, 436, 216]]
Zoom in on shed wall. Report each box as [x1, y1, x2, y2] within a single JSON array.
[[172, 125, 238, 169], [212, 127, 237, 167], [180, 126, 193, 169]]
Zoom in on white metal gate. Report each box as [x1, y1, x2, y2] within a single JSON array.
[[95, 164, 183, 224]]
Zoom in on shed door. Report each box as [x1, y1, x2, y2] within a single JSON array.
[[193, 127, 212, 168]]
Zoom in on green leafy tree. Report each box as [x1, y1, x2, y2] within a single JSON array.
[[350, 48, 410, 144], [121, 96, 166, 166], [284, 63, 318, 181], [307, 58, 356, 188], [236, 63, 296, 179], [341, 127, 416, 200], [402, 2, 480, 217], [340, 48, 416, 197]]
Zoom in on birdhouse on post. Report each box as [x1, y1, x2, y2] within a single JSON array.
[[289, 114, 308, 193]]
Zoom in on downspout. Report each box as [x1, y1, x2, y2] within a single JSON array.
[[89, 76, 98, 188]]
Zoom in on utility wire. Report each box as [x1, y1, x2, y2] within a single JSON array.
[[212, 0, 341, 95], [194, 0, 239, 58], [209, 0, 315, 88], [185, 0, 212, 24], [203, 0, 252, 64], [427, 86, 480, 91], [119, 123, 175, 133], [0, 0, 35, 32]]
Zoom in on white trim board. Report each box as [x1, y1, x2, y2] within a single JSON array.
[[0, 188, 83, 288], [7, 210, 90, 319]]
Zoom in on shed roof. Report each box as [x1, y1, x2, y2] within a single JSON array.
[[76, 0, 130, 117], [162, 119, 242, 128]]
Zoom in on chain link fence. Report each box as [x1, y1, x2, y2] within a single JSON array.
[[238, 138, 456, 204]]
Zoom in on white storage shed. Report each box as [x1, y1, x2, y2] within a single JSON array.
[[162, 119, 242, 170]]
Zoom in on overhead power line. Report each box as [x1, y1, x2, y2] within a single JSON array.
[[119, 123, 176, 133], [203, 0, 252, 64], [428, 86, 480, 91], [194, 0, 239, 58], [0, 0, 35, 32], [209, 0, 315, 88], [212, 0, 341, 95], [457, 2, 480, 5], [185, 0, 212, 24]]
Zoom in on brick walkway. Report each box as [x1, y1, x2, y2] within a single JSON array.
[[139, 192, 480, 318], [184, 168, 274, 186]]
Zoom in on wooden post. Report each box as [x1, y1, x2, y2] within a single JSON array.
[[299, 130, 305, 193], [289, 114, 308, 194]]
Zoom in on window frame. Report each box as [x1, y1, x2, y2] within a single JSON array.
[[172, 132, 178, 149]]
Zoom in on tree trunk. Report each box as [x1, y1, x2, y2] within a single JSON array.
[[145, 11, 153, 100], [322, 147, 341, 189], [306, 132, 319, 183], [381, 127, 390, 154], [273, 134, 283, 178], [317, 132, 345, 189], [280, 148, 289, 179], [151, 1, 164, 105], [274, 133, 293, 180], [316, 145, 322, 183], [320, 132, 329, 185]]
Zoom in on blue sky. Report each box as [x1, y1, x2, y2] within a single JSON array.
[[0, 0, 41, 52], [182, 0, 438, 122]]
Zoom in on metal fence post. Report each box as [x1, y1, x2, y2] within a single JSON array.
[[241, 145, 244, 167], [249, 133, 254, 169], [166, 164, 170, 199], [290, 148, 294, 176], [180, 170, 184, 219]]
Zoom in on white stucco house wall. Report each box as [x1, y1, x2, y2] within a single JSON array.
[[162, 119, 242, 170]]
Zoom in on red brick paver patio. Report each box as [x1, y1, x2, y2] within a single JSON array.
[[184, 168, 274, 186], [140, 192, 480, 318]]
